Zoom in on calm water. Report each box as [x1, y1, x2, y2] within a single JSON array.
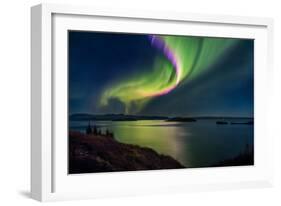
[[69, 119, 253, 167]]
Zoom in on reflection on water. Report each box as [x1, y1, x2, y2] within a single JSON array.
[[69, 119, 253, 167]]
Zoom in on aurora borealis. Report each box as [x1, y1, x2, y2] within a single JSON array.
[[69, 31, 254, 117], [99, 34, 237, 114]]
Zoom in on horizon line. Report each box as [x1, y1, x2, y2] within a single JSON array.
[[69, 113, 254, 119]]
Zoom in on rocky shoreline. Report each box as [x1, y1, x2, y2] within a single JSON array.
[[69, 131, 184, 174]]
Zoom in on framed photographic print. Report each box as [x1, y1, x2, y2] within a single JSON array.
[[31, 3, 274, 201]]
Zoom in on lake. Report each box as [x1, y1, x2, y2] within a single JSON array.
[[69, 119, 254, 168]]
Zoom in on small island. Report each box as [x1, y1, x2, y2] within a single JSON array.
[[166, 117, 196, 122], [230, 121, 253, 125], [216, 121, 228, 125], [69, 126, 184, 174]]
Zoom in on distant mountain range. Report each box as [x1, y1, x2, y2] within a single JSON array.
[[69, 113, 253, 122], [69, 113, 168, 121]]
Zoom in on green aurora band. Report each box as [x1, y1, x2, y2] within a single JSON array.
[[100, 35, 238, 114]]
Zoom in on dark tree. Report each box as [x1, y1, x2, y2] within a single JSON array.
[[86, 122, 92, 134], [93, 125, 98, 135]]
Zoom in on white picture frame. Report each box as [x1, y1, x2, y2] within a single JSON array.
[[31, 3, 274, 202]]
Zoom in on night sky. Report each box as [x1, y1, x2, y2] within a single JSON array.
[[68, 31, 254, 117]]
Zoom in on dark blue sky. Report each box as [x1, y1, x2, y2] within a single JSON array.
[[68, 31, 254, 117]]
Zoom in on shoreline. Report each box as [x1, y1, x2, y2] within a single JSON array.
[[69, 131, 185, 174], [69, 129, 254, 174]]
